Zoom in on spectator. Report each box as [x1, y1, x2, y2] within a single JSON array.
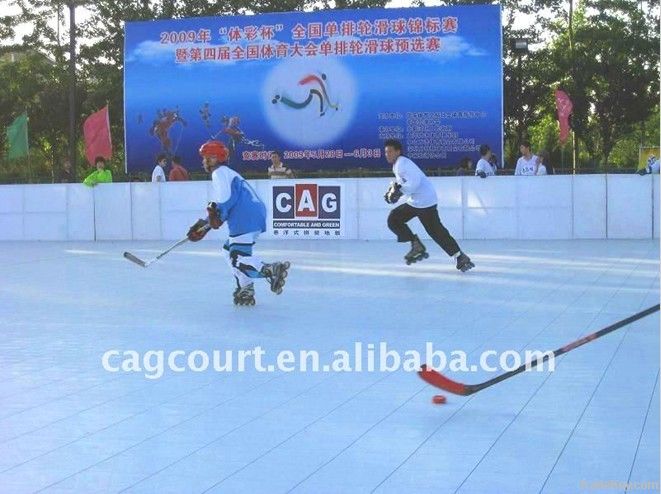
[[638, 155, 660, 175], [488, 154, 499, 175], [268, 151, 294, 179], [152, 154, 167, 182], [514, 141, 538, 176], [168, 155, 190, 181], [58, 158, 75, 183], [475, 145, 494, 178], [455, 157, 473, 176], [83, 156, 112, 187], [535, 150, 552, 175]]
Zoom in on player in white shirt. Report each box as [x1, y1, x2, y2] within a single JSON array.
[[475, 144, 495, 178], [383, 139, 474, 272], [151, 154, 167, 182], [514, 141, 538, 176]]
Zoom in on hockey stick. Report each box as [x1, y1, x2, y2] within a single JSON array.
[[418, 304, 660, 396], [123, 225, 210, 268]]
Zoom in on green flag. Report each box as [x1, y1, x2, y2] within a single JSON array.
[[7, 113, 28, 160]]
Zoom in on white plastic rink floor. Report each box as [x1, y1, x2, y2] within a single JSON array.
[[0, 238, 659, 494]]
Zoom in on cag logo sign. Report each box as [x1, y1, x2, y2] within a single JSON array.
[[273, 184, 341, 219]]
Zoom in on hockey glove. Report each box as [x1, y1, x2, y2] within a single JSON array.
[[384, 182, 403, 204], [637, 167, 650, 176], [477, 171, 487, 179], [207, 202, 223, 229], [187, 219, 210, 242]]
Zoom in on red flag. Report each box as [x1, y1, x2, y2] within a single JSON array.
[[555, 89, 573, 144], [83, 106, 112, 165]]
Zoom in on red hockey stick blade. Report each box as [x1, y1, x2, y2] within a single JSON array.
[[123, 251, 146, 267], [418, 365, 471, 396]]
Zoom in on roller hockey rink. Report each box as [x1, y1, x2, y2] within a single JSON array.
[[0, 238, 658, 493]]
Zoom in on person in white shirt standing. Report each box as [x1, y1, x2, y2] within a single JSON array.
[[535, 150, 549, 175], [151, 154, 167, 182], [383, 139, 474, 272], [475, 144, 495, 178], [514, 141, 537, 176], [268, 150, 294, 179]]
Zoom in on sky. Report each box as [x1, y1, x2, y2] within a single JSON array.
[[2, 1, 538, 48]]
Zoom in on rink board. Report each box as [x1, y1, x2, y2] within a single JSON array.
[[0, 174, 658, 241]]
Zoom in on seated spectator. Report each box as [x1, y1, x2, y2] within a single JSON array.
[[268, 151, 294, 179], [168, 155, 190, 181], [514, 141, 538, 175], [475, 145, 494, 178], [488, 154, 499, 175], [152, 154, 167, 182], [638, 155, 660, 175], [535, 150, 552, 175], [58, 158, 75, 183], [83, 156, 112, 187], [456, 157, 473, 176]]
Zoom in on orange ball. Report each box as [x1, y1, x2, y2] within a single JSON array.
[[432, 394, 447, 405]]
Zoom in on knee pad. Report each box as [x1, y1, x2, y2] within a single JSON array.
[[228, 244, 253, 268]]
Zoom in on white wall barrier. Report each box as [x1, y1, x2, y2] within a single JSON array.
[[607, 175, 654, 239], [464, 177, 517, 239], [654, 177, 660, 239], [0, 185, 25, 241], [573, 175, 607, 239], [0, 175, 658, 241]]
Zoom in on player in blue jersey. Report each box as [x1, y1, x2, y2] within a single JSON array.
[[187, 140, 290, 305]]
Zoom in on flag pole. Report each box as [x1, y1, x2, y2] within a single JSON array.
[[26, 114, 32, 181], [68, 1, 77, 180], [572, 130, 577, 175]]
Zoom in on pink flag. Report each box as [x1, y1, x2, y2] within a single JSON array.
[[83, 106, 112, 165], [555, 89, 573, 144]]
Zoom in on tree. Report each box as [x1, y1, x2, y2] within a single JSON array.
[[0, 50, 74, 180], [546, 0, 659, 167], [2, 0, 658, 181]]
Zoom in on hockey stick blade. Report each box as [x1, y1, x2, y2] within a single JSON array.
[[122, 234, 196, 269], [123, 251, 147, 268], [418, 304, 660, 396], [419, 365, 471, 395]]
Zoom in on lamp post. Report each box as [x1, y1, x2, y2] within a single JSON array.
[[510, 38, 529, 146], [67, 1, 78, 179]]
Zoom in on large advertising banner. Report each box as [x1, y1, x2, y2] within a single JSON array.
[[124, 5, 502, 174]]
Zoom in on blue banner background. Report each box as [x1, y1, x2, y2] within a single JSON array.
[[124, 6, 502, 174]]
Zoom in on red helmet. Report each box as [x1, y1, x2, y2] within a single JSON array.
[[199, 140, 229, 162]]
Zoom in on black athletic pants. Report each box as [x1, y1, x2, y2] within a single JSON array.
[[387, 203, 461, 257]]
